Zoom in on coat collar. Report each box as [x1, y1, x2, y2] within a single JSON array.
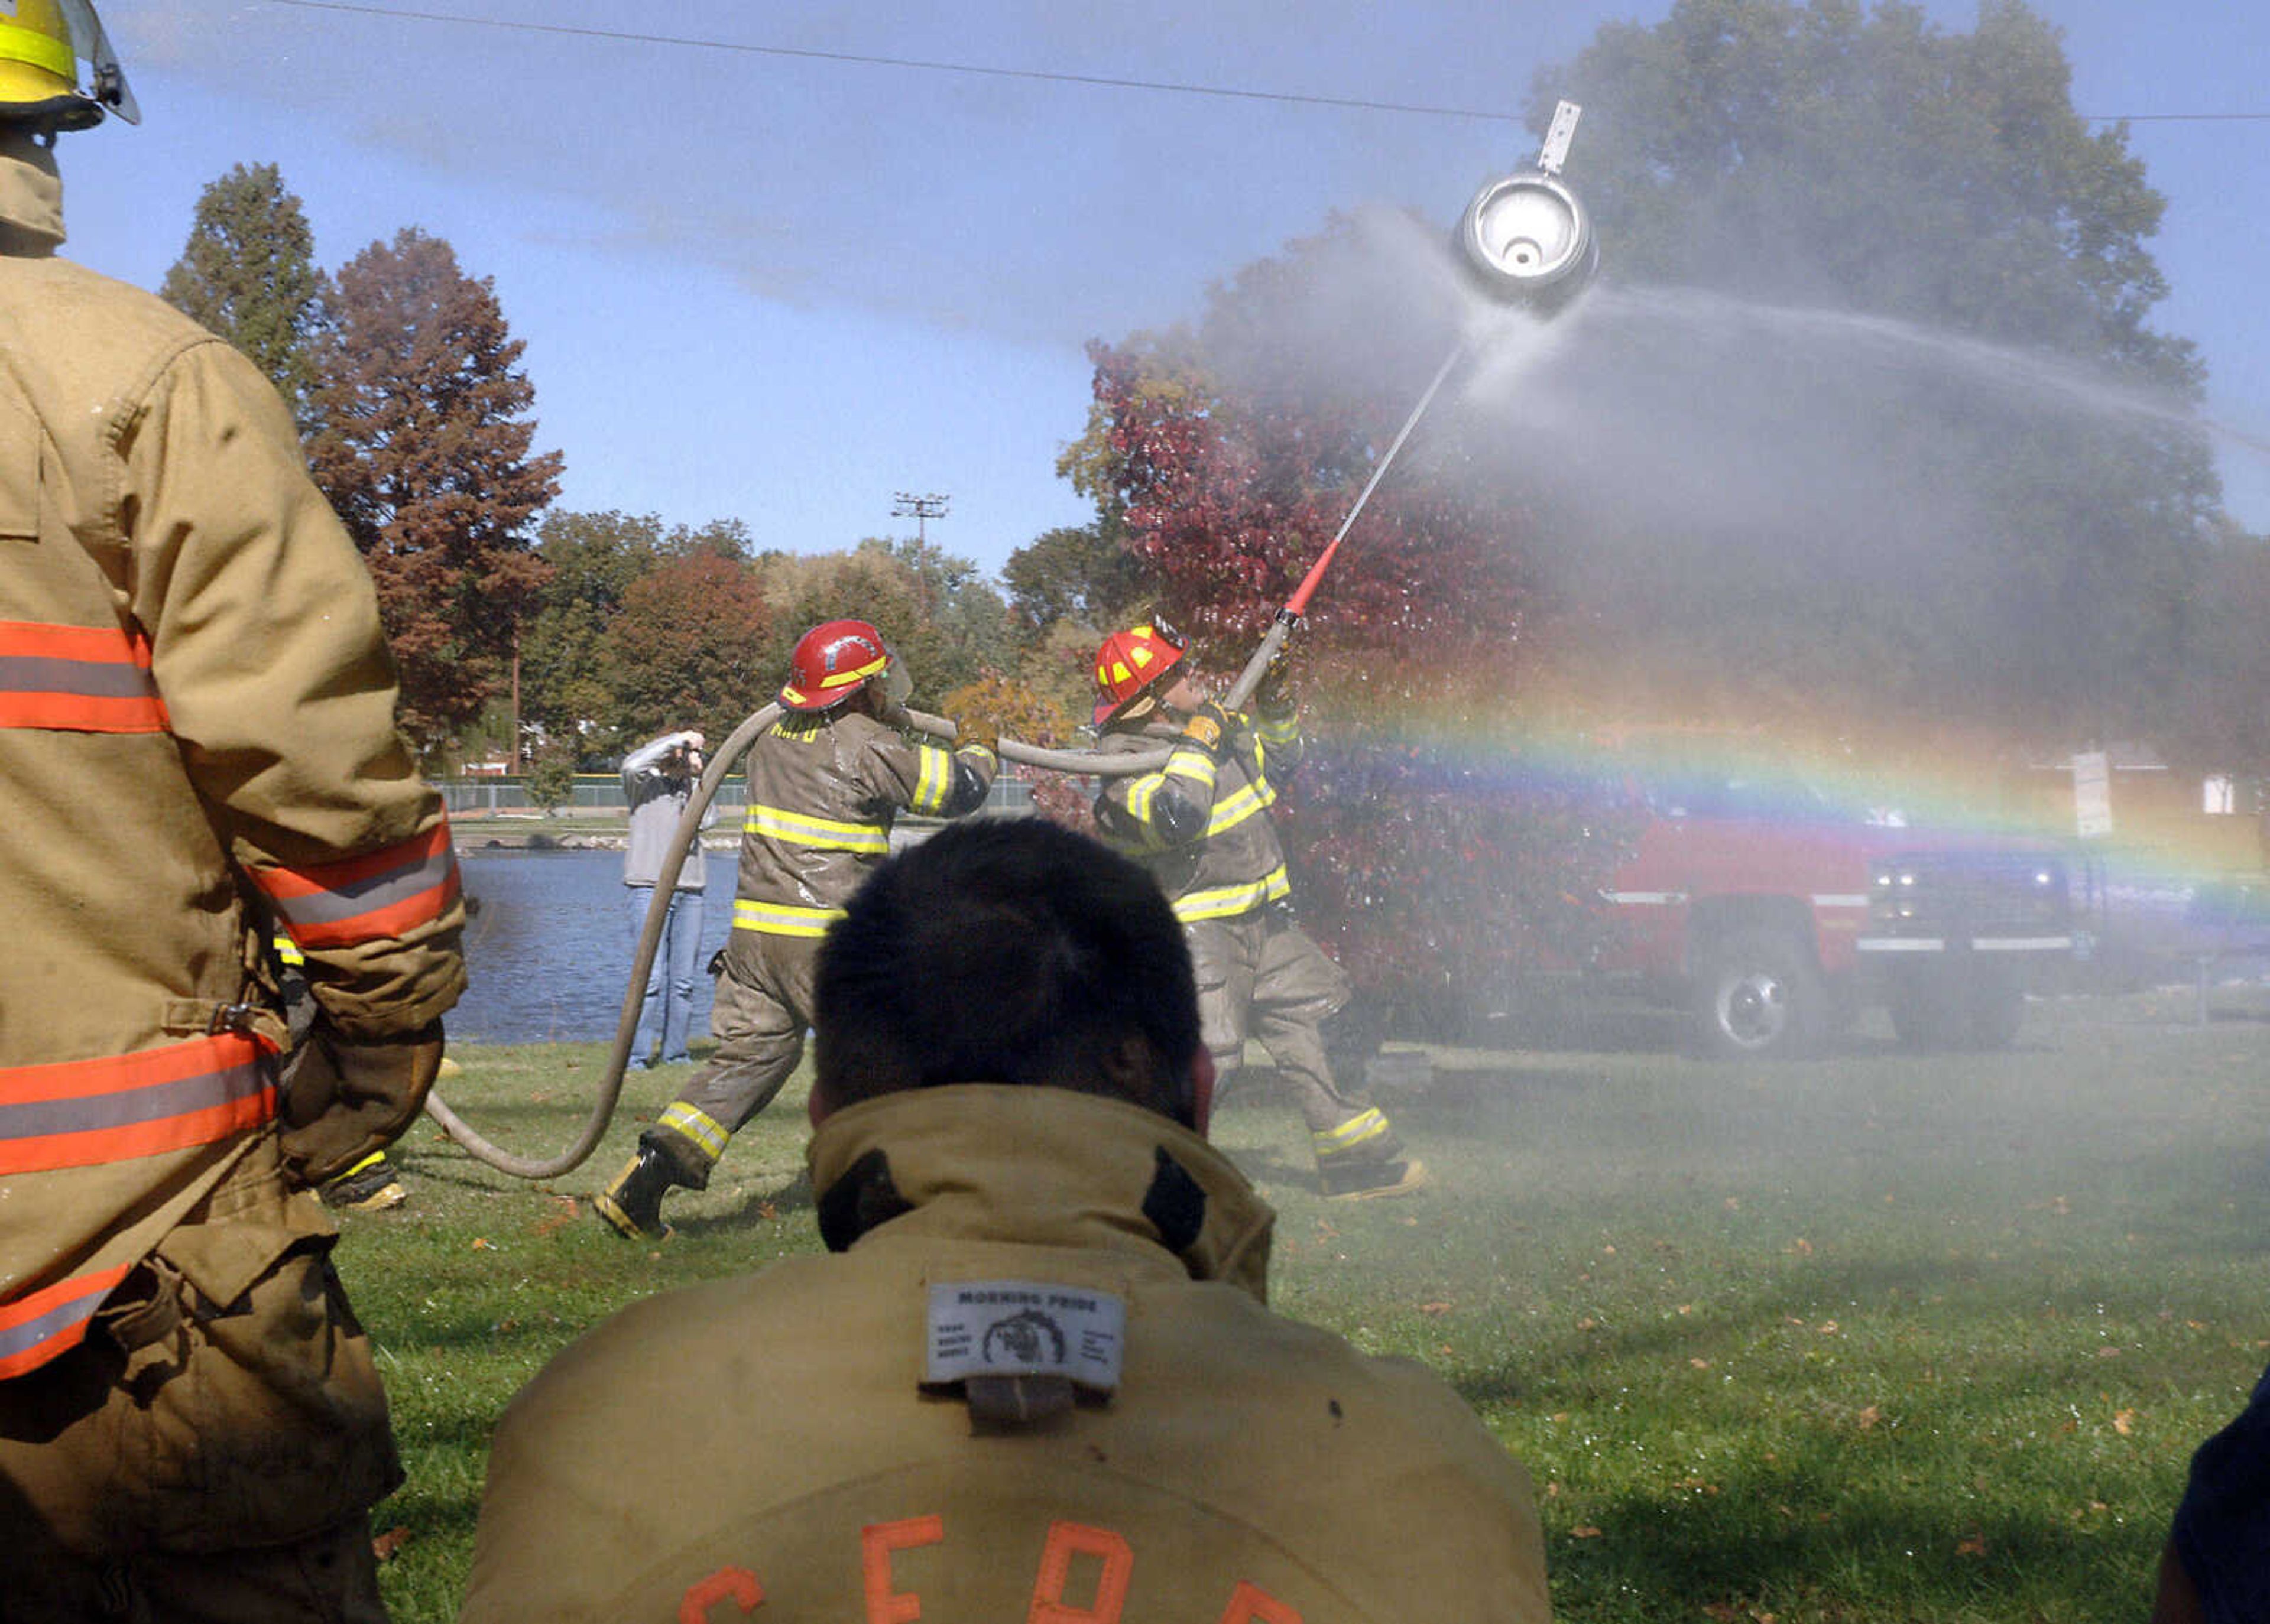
[[808, 1084, 1275, 1304], [0, 130, 66, 253]]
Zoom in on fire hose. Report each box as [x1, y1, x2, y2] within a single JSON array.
[[419, 699, 1162, 1180], [424, 109, 1600, 1180]]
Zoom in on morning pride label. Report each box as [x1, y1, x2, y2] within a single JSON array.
[[926, 1281, 1127, 1392]]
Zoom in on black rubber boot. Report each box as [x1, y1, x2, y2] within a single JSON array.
[[595, 1144, 682, 1239]]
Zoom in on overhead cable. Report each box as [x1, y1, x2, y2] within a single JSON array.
[[253, 1, 2270, 128]]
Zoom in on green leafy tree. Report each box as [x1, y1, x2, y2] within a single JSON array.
[[597, 550, 773, 749], [2165, 525, 2270, 779], [525, 741, 578, 814], [160, 161, 327, 428], [1001, 524, 1156, 638], [1524, 0, 2219, 740], [758, 538, 1017, 713], [307, 228, 562, 753]]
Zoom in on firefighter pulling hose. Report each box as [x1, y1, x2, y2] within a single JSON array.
[[424, 109, 1602, 1181]]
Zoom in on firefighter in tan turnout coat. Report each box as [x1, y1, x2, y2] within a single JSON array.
[[0, 5, 465, 1617], [1092, 622, 1426, 1200], [466, 819, 1552, 1622], [597, 618, 998, 1238]]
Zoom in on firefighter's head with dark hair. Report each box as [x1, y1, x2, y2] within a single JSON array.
[[811, 819, 1214, 1131]]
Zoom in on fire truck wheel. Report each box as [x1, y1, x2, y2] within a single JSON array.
[[1691, 928, 1826, 1060]]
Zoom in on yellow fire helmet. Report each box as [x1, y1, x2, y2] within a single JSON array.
[[0, 0, 138, 130]]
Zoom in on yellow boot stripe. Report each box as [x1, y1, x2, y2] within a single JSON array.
[[656, 1102, 731, 1161], [1313, 1109, 1390, 1158]]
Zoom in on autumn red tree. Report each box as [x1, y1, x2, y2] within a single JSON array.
[[308, 227, 562, 751], [1066, 217, 1628, 1028], [598, 550, 773, 749]]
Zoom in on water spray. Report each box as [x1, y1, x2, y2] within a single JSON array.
[[1220, 101, 1600, 708], [426, 109, 1603, 1179]]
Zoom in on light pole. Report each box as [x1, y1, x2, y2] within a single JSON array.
[[892, 491, 949, 545]]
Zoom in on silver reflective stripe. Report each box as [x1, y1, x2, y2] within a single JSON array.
[[0, 1059, 264, 1145], [265, 842, 456, 930], [0, 654, 155, 699]]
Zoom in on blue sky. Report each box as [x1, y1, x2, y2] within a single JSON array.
[[54, 1, 2270, 576]]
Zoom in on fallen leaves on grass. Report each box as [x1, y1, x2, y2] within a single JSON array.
[[1703, 1606, 1775, 1624], [372, 1526, 413, 1562], [1569, 1525, 1603, 1539], [1419, 1300, 1453, 1317], [2113, 1409, 2137, 1435], [1674, 1477, 1721, 1496], [471, 1237, 496, 1251], [1576, 1316, 1598, 1331], [1690, 1357, 1711, 1370], [1857, 1405, 1882, 1431], [531, 1196, 579, 1239], [1955, 1531, 1988, 1558], [1816, 1321, 1840, 1336], [1788, 1238, 1814, 1257]]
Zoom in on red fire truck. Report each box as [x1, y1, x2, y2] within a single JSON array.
[[1582, 744, 2074, 1058]]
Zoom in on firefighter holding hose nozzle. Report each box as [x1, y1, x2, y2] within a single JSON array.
[[1091, 622, 1426, 1200], [597, 619, 1000, 1239]]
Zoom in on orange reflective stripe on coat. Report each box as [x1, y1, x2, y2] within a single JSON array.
[[0, 1264, 132, 1380], [0, 619, 170, 733], [251, 822, 461, 949], [0, 1032, 277, 1178]]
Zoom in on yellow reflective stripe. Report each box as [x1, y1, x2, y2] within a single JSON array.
[[1258, 716, 1298, 745], [1171, 865, 1290, 923], [1205, 781, 1270, 837], [656, 1102, 731, 1161], [1124, 773, 1160, 820], [336, 1149, 389, 1179], [819, 655, 888, 692], [271, 934, 305, 968], [1313, 1108, 1390, 1158], [1163, 747, 1217, 788], [0, 25, 73, 79], [909, 743, 953, 815], [732, 898, 845, 937], [743, 803, 888, 853]]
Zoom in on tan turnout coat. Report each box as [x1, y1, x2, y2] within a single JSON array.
[[0, 128, 462, 1393], [465, 1086, 1554, 1622], [731, 707, 995, 940], [1094, 707, 1302, 924]]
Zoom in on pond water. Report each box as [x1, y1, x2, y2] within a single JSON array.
[[452, 849, 735, 1045]]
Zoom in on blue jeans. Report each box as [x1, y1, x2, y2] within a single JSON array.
[[627, 885, 705, 1064]]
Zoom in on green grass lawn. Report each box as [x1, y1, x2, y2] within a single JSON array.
[[350, 987, 2270, 1621]]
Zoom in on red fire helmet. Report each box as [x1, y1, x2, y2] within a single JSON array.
[[780, 619, 891, 712], [1092, 621, 1187, 724]]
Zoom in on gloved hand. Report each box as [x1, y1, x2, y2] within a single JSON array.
[[955, 714, 1001, 754], [1254, 660, 1295, 719], [1178, 701, 1234, 759], [279, 1016, 447, 1190]]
